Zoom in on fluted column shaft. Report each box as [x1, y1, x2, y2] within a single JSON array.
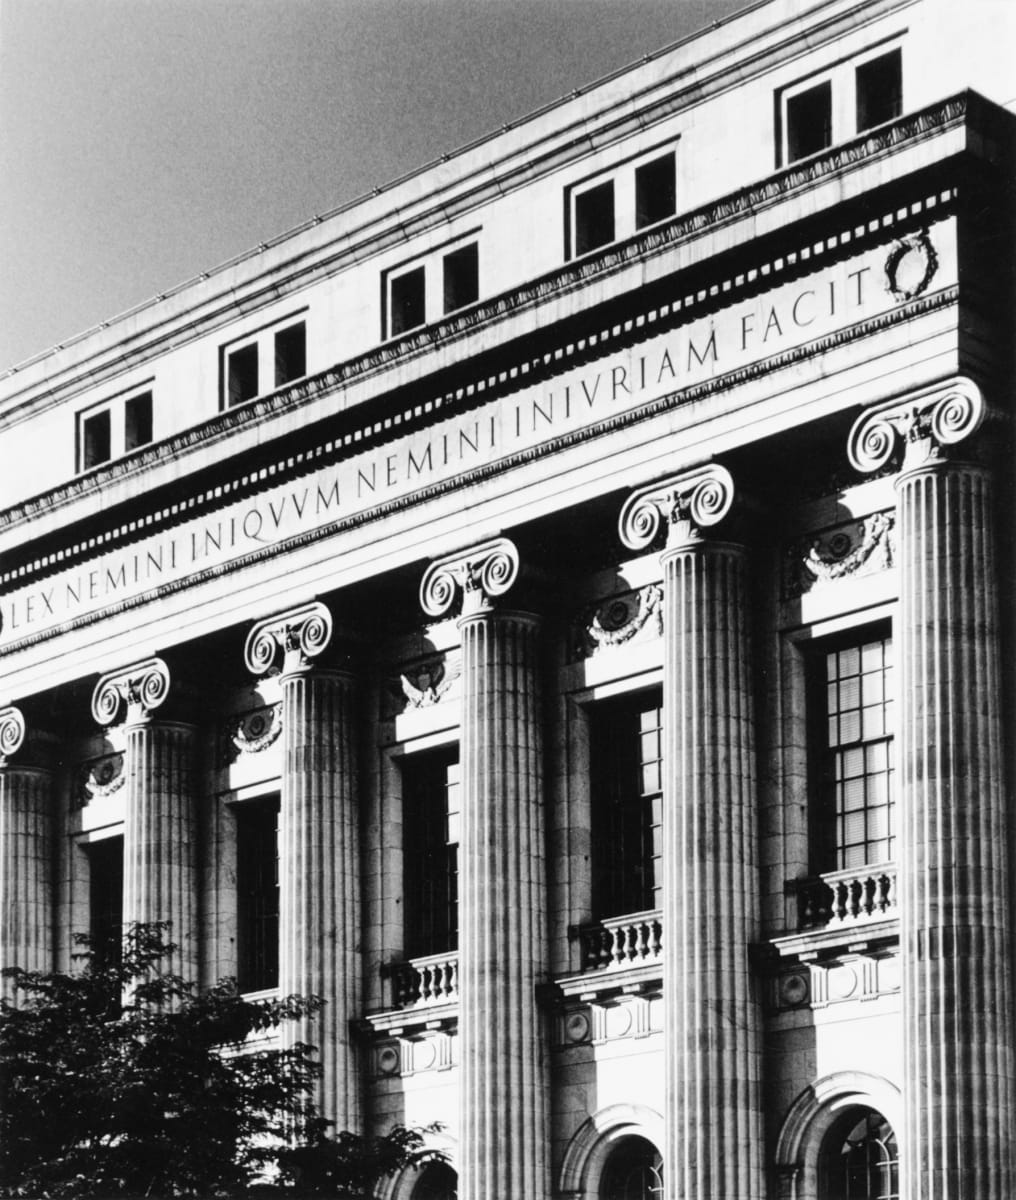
[[661, 538, 763, 1200], [279, 666, 360, 1133], [123, 720, 198, 981], [0, 766, 54, 997], [896, 459, 1015, 1199], [458, 609, 547, 1200]]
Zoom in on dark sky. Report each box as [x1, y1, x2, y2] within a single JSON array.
[[0, 0, 748, 371]]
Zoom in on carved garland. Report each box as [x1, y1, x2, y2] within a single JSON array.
[[582, 585, 663, 654], [232, 702, 284, 754], [803, 512, 895, 583]]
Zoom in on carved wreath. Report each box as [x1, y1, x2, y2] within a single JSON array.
[[75, 753, 126, 807], [803, 512, 894, 584], [581, 585, 663, 655], [232, 702, 283, 754]]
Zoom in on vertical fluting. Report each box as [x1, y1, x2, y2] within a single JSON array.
[[123, 720, 198, 981], [279, 667, 361, 1133], [896, 461, 1015, 1199], [458, 609, 548, 1200], [0, 767, 54, 998], [661, 539, 763, 1200]]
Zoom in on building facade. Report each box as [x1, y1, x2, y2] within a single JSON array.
[[1, 1, 1014, 1196]]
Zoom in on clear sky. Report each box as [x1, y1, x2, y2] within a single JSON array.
[[0, 0, 748, 372]]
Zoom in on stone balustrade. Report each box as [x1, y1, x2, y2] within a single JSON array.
[[390, 951, 460, 1008], [795, 863, 898, 929], [576, 911, 663, 971]]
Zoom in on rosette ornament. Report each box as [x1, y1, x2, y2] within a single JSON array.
[[848, 377, 985, 474], [419, 537, 520, 618], [0, 706, 26, 768], [619, 463, 735, 551], [244, 601, 333, 677], [91, 658, 171, 727]]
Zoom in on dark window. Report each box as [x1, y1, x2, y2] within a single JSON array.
[[442, 243, 479, 314], [81, 409, 111, 470], [856, 50, 902, 132], [88, 836, 124, 965], [124, 391, 153, 452], [404, 749, 460, 958], [600, 1136, 664, 1200], [635, 153, 676, 230], [574, 180, 615, 256], [411, 1161, 457, 1200], [591, 690, 663, 919], [227, 342, 259, 407], [786, 79, 833, 162], [390, 265, 426, 336], [237, 798, 280, 992], [819, 1108, 898, 1200], [814, 633, 894, 870], [274, 322, 306, 387]]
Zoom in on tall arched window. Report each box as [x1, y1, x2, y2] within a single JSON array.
[[599, 1135, 663, 1200], [411, 1160, 457, 1200], [818, 1107, 898, 1200]]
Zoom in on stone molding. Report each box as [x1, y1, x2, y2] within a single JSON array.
[[244, 601, 333, 677], [619, 463, 735, 551], [0, 706, 26, 768], [847, 377, 985, 474], [91, 657, 170, 727], [419, 537, 520, 618]]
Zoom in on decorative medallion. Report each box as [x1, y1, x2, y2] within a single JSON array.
[[884, 230, 938, 302], [399, 656, 462, 709], [74, 752, 126, 808], [231, 702, 283, 755], [574, 584, 663, 659], [785, 511, 895, 598]]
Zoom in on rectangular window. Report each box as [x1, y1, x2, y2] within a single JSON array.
[[786, 79, 833, 162], [124, 391, 153, 452], [591, 690, 663, 919], [227, 342, 259, 408], [815, 633, 895, 870], [274, 322, 306, 388], [442, 243, 479, 314], [81, 409, 112, 470], [574, 179, 615, 256], [856, 49, 902, 132], [236, 798, 280, 992], [87, 836, 124, 963], [403, 749, 460, 958], [635, 152, 676, 230], [390, 265, 426, 336]]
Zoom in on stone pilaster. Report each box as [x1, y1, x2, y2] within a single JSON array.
[[420, 538, 548, 1200], [620, 466, 763, 1200], [245, 601, 361, 1132], [849, 379, 1016, 1199], [0, 706, 54, 998], [92, 658, 198, 980]]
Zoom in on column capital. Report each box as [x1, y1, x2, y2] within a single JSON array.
[[92, 658, 170, 728], [619, 463, 735, 552], [848, 376, 987, 475], [0, 706, 26, 768], [420, 536, 520, 619], [245, 600, 333, 677]]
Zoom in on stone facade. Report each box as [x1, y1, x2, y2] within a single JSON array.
[[1, 2, 1014, 1197]]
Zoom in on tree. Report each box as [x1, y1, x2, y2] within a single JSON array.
[[0, 923, 323, 1198]]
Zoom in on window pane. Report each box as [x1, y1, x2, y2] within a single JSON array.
[[404, 747, 459, 956], [574, 180, 615, 255], [237, 797, 280, 992], [856, 50, 902, 132], [635, 153, 676, 230], [390, 265, 426, 336], [82, 409, 111, 470], [274, 322, 306, 387], [227, 343, 259, 407], [124, 392, 153, 451], [443, 243, 479, 313], [787, 80, 833, 162]]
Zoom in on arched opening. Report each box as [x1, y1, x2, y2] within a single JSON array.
[[410, 1159, 457, 1200], [817, 1106, 898, 1200], [599, 1134, 663, 1200]]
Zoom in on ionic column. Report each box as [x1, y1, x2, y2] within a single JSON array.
[[620, 466, 763, 1200], [420, 539, 548, 1200], [849, 380, 1016, 1199], [0, 706, 54, 998], [245, 602, 361, 1132], [92, 658, 198, 981]]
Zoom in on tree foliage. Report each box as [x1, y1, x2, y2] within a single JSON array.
[[0, 924, 440, 1198]]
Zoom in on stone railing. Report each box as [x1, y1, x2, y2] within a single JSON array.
[[795, 864, 898, 929], [389, 951, 459, 1008], [576, 911, 663, 971]]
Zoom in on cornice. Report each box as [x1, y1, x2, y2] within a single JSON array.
[[0, 91, 983, 547], [0, 284, 958, 658]]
